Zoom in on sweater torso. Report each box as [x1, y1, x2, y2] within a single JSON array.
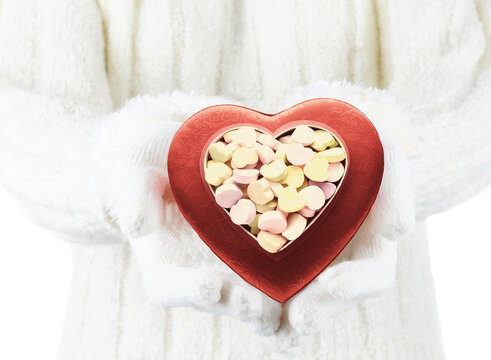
[[4, 0, 489, 358]]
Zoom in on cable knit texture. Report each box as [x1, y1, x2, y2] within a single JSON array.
[[0, 0, 490, 359]]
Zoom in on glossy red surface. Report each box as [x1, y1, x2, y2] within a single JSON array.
[[168, 98, 384, 302]]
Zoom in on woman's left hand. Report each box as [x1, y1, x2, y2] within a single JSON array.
[[263, 81, 416, 355]]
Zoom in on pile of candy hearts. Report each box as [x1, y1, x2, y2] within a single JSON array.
[[204, 125, 347, 253]]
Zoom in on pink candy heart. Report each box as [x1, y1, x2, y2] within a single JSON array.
[[308, 180, 337, 200], [230, 199, 256, 225], [286, 143, 314, 165]]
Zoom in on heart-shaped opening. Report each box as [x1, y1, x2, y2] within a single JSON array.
[[202, 123, 348, 254]]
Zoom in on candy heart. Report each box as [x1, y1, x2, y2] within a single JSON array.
[[319, 147, 346, 162], [233, 168, 259, 184], [222, 176, 236, 185], [258, 210, 288, 234], [226, 141, 240, 153], [208, 141, 233, 162], [204, 162, 232, 186], [254, 143, 276, 164], [286, 143, 315, 166], [207, 160, 220, 167], [231, 146, 258, 168], [298, 177, 308, 191], [257, 133, 280, 150], [277, 186, 307, 213], [299, 206, 316, 218], [280, 165, 305, 188], [230, 199, 256, 225], [260, 159, 287, 181], [279, 135, 293, 144], [233, 126, 257, 147], [247, 178, 274, 205], [311, 130, 336, 151], [274, 143, 290, 162], [291, 125, 316, 145], [304, 158, 330, 182], [299, 185, 326, 210], [223, 129, 238, 143], [256, 199, 277, 213], [282, 213, 307, 241], [249, 214, 261, 235], [215, 183, 243, 208], [168, 98, 384, 302], [308, 180, 337, 200], [326, 162, 345, 182], [257, 231, 287, 253], [267, 180, 284, 197]]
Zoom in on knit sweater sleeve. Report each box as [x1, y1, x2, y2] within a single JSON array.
[[0, 0, 119, 243], [377, 0, 491, 218], [0, 1, 214, 244]]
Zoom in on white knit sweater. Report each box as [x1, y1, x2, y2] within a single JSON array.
[[0, 0, 490, 359]]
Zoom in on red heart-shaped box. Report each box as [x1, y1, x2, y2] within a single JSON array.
[[168, 98, 384, 302]]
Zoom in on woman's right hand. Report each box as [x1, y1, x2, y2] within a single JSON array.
[[109, 92, 283, 336]]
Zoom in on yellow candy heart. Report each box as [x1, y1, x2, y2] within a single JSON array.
[[275, 143, 290, 162], [205, 162, 232, 186], [256, 199, 278, 213], [280, 166, 305, 188], [207, 160, 220, 167], [260, 159, 287, 181], [231, 146, 258, 168], [318, 147, 346, 162], [208, 142, 233, 162], [303, 158, 330, 182], [277, 186, 307, 213], [223, 129, 238, 143], [249, 214, 260, 235], [297, 177, 308, 191], [311, 130, 336, 151]]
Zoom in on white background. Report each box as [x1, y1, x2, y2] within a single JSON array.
[[0, 185, 490, 359]]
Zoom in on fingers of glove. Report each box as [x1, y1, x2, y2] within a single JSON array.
[[264, 280, 355, 356], [130, 233, 281, 336], [263, 281, 354, 355], [262, 329, 306, 359], [138, 262, 224, 309], [370, 131, 416, 240], [130, 234, 222, 306], [287, 280, 356, 337], [112, 168, 170, 238], [196, 272, 282, 336], [106, 120, 181, 238], [318, 236, 397, 300]]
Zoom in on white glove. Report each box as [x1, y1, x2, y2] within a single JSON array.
[[109, 91, 282, 336], [262, 81, 417, 355]]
